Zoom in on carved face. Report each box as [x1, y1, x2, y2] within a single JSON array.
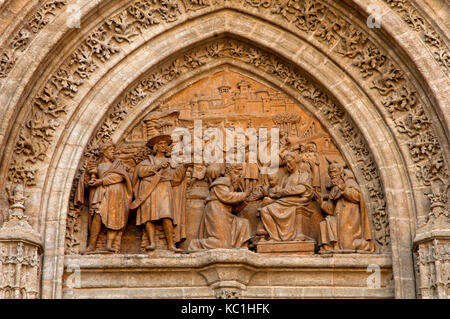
[[329, 171, 343, 186], [154, 140, 169, 154], [285, 154, 299, 173], [102, 146, 115, 161], [228, 167, 242, 189], [267, 173, 279, 187]]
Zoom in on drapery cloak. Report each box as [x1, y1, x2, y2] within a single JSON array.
[[74, 159, 132, 230], [132, 155, 187, 243], [260, 170, 315, 241], [319, 175, 376, 252], [188, 176, 251, 250]]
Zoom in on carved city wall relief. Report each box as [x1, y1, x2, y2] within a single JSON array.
[[68, 70, 380, 255]]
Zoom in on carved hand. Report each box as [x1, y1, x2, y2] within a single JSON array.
[[87, 162, 97, 175], [246, 192, 260, 202], [330, 186, 342, 199], [269, 188, 282, 198], [160, 160, 170, 169], [88, 179, 103, 187]]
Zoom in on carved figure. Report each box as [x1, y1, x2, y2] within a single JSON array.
[[75, 141, 132, 253], [319, 162, 377, 252], [188, 164, 252, 250], [259, 151, 316, 241], [131, 134, 187, 252]]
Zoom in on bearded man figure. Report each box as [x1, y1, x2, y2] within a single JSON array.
[[319, 162, 377, 252], [188, 164, 252, 251], [75, 141, 133, 254], [259, 151, 316, 242]]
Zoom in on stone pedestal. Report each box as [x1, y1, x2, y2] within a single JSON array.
[[62, 249, 394, 298], [256, 240, 315, 255]]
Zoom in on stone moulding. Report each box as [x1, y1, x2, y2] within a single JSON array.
[[0, 0, 67, 80], [63, 249, 394, 299]]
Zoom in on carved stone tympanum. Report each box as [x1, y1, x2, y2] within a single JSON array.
[[69, 70, 378, 257]]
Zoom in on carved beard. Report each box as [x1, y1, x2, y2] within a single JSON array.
[[329, 186, 342, 200]]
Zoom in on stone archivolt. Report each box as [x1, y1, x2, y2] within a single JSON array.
[[5, 0, 447, 193], [0, 0, 447, 299], [0, 0, 67, 79]]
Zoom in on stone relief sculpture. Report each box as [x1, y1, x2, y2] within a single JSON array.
[[318, 162, 377, 253], [131, 134, 187, 252], [74, 141, 133, 254], [69, 71, 378, 256], [257, 151, 315, 242], [188, 164, 252, 251]]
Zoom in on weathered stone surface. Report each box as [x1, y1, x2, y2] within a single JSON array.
[[256, 241, 315, 255], [0, 0, 448, 299], [63, 249, 394, 299]]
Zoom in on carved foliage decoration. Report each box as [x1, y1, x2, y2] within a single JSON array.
[[0, 0, 67, 79], [0, 0, 446, 251], [383, 0, 450, 73], [8, 0, 183, 186]]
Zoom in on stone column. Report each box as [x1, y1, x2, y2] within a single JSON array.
[[0, 184, 42, 299], [414, 181, 450, 299]]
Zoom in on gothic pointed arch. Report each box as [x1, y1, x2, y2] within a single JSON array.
[[0, 0, 448, 299]]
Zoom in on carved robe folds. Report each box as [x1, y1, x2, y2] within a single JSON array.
[[320, 177, 376, 252], [260, 170, 315, 241], [132, 156, 187, 243], [189, 177, 251, 250], [75, 160, 132, 230]]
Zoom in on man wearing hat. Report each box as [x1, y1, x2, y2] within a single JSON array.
[[131, 134, 187, 252]]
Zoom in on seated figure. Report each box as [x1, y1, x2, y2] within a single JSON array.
[[319, 162, 377, 252], [188, 164, 252, 250], [259, 151, 316, 242]]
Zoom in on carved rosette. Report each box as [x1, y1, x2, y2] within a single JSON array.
[[0, 185, 42, 299]]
